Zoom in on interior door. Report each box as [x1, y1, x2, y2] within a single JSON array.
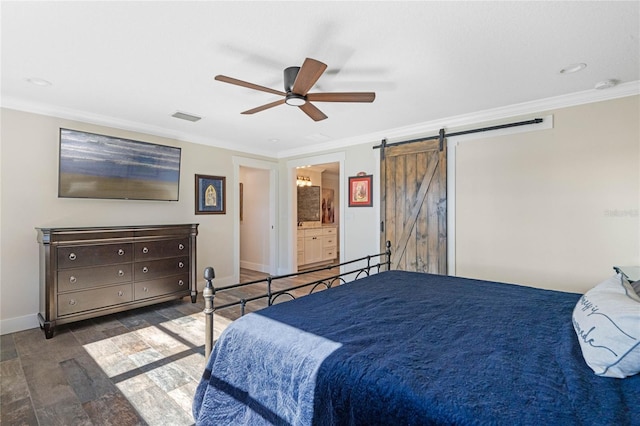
[[380, 138, 447, 273]]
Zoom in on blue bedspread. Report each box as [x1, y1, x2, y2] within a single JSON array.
[[193, 271, 640, 425]]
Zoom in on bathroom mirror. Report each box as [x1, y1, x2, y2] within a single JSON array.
[[297, 186, 321, 222]]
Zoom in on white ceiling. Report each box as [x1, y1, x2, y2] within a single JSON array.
[[2, 1, 638, 158]]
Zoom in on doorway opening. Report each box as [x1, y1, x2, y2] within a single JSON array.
[[286, 152, 345, 274], [239, 166, 271, 272], [233, 157, 278, 284]]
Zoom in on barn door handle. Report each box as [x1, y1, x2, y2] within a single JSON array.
[[380, 221, 384, 232]]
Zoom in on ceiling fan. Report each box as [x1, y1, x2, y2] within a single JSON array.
[[214, 58, 375, 121]]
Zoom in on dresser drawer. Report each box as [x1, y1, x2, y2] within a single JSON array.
[[58, 264, 132, 293], [57, 243, 133, 269], [134, 256, 189, 281], [58, 284, 133, 316], [134, 238, 189, 261], [134, 274, 190, 300]]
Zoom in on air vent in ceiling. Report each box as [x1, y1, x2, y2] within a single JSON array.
[[171, 111, 202, 122]]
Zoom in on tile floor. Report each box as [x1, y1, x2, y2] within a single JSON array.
[[0, 267, 338, 425], [0, 295, 231, 426]]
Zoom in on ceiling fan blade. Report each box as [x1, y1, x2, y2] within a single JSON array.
[[299, 102, 328, 121], [307, 92, 376, 103], [241, 99, 286, 115], [215, 75, 286, 96], [291, 58, 327, 96]]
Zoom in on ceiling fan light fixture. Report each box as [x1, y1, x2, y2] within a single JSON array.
[[285, 93, 306, 106]]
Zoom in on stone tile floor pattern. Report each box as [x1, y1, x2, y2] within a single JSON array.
[[0, 267, 340, 425], [0, 295, 231, 425]]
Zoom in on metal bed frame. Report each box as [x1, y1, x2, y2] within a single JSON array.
[[202, 241, 392, 358]]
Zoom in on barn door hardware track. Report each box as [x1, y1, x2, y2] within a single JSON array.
[[373, 118, 544, 151]]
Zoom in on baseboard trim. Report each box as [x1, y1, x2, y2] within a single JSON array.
[[239, 260, 270, 273], [0, 313, 39, 335]]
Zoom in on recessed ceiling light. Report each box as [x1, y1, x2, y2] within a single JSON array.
[[268, 138, 280, 143], [594, 79, 617, 90], [26, 77, 52, 86], [559, 63, 587, 74]]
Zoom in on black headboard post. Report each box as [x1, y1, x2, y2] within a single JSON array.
[[203, 267, 216, 359], [385, 241, 392, 271]]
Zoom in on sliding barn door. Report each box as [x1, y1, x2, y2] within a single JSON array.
[[381, 138, 447, 273]]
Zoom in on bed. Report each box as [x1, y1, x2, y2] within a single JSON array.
[[193, 249, 640, 425]]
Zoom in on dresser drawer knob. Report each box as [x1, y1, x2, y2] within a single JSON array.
[[117, 291, 124, 297], [142, 267, 149, 273], [178, 280, 184, 286], [178, 261, 184, 268], [143, 287, 148, 292], [118, 249, 125, 256], [178, 243, 185, 250], [69, 253, 77, 261], [69, 299, 77, 306], [118, 270, 125, 277], [69, 276, 77, 284], [142, 247, 149, 254]]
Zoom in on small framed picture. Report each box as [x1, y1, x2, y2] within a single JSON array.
[[348, 174, 373, 207], [195, 174, 226, 214]]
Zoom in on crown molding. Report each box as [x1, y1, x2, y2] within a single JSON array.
[[276, 80, 640, 158], [2, 80, 638, 160], [0, 96, 276, 158]]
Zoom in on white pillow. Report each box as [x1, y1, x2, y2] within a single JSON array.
[[572, 274, 640, 378]]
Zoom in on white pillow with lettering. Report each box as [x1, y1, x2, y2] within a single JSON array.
[[572, 274, 640, 378]]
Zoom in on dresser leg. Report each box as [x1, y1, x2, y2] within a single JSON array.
[[44, 324, 54, 339], [38, 313, 55, 339], [190, 290, 197, 303]]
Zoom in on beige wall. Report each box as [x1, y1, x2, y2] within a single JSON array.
[[0, 107, 382, 334], [2, 95, 638, 333], [0, 108, 247, 333], [455, 96, 639, 292]]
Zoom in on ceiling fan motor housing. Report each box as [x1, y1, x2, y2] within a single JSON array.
[[284, 66, 306, 106], [283, 66, 300, 92]]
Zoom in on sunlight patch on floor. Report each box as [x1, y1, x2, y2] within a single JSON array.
[[81, 312, 232, 425]]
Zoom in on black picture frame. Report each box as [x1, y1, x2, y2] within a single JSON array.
[[195, 174, 226, 214]]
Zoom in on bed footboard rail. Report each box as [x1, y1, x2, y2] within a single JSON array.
[[202, 241, 391, 358]]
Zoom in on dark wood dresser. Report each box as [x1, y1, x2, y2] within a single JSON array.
[[36, 224, 198, 338]]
